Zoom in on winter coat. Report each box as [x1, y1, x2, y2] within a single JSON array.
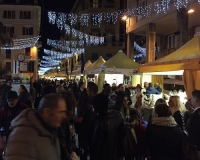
[[0, 85, 11, 104], [146, 116, 183, 160], [187, 108, 200, 149], [5, 109, 61, 160], [173, 111, 187, 134], [90, 110, 123, 160], [146, 87, 160, 95], [0, 100, 28, 139]]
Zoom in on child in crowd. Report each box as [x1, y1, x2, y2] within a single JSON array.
[[129, 109, 147, 160]]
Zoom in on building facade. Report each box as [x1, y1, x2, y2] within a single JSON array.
[[126, 0, 200, 63], [61, 0, 126, 72], [0, 0, 41, 80]]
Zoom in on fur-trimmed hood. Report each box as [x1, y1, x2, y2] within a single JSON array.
[[152, 116, 177, 127]]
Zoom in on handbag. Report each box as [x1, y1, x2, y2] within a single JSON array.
[[117, 111, 136, 157]]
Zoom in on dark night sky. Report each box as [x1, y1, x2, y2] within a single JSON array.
[[38, 0, 75, 59]]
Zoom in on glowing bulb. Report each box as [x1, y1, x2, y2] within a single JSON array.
[[122, 15, 128, 21], [188, 9, 194, 13]]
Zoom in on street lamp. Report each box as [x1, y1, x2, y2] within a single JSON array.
[[122, 15, 128, 21]]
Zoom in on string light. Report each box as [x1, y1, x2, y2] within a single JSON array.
[[104, 12, 118, 25], [154, 0, 170, 14], [68, 13, 78, 26], [174, 0, 188, 10], [0, 36, 40, 49], [92, 13, 103, 27], [80, 14, 90, 26], [47, 37, 104, 50], [47, 0, 199, 27]]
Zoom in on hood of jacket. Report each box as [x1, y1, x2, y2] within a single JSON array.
[[152, 116, 177, 127], [10, 109, 55, 138]]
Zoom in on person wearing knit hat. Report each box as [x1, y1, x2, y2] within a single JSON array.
[[0, 91, 28, 140]]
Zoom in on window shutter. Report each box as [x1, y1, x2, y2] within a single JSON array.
[[23, 27, 25, 35], [29, 27, 33, 35], [112, 34, 115, 42]]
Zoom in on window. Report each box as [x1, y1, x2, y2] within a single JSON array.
[[168, 34, 176, 49], [3, 10, 15, 19], [90, 0, 99, 8], [25, 47, 30, 56], [6, 62, 11, 71], [92, 53, 98, 60], [106, 33, 113, 43], [20, 11, 31, 19], [106, 53, 112, 60], [6, 49, 11, 59], [4, 26, 14, 38], [23, 27, 33, 35]]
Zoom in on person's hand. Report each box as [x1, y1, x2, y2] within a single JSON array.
[[71, 152, 79, 160]]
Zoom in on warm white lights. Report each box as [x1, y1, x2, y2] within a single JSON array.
[[188, 9, 194, 13], [122, 15, 128, 21]]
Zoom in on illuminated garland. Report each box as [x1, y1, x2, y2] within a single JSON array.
[[47, 0, 193, 27], [0, 36, 40, 49], [47, 37, 104, 51], [44, 48, 84, 56]]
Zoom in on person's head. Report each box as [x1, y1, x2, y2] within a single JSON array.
[[103, 86, 112, 97], [56, 85, 65, 93], [144, 82, 149, 89], [58, 91, 77, 119], [92, 93, 109, 116], [118, 83, 125, 92], [6, 91, 19, 108], [191, 90, 200, 108], [155, 98, 167, 107], [37, 94, 67, 128], [87, 84, 98, 98], [149, 83, 153, 88], [42, 85, 56, 96], [19, 85, 28, 94], [79, 82, 85, 91], [168, 95, 186, 113], [55, 80, 60, 86], [129, 109, 141, 127], [136, 84, 142, 92], [6, 79, 12, 87], [155, 104, 172, 117], [114, 93, 128, 111], [154, 83, 159, 88]]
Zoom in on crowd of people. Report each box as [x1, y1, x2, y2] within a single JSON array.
[[0, 78, 199, 160]]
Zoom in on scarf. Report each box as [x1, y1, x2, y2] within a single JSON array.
[[152, 116, 177, 127]]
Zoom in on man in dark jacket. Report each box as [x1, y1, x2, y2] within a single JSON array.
[[0, 91, 28, 140], [0, 79, 12, 106], [75, 83, 98, 160], [154, 83, 162, 94], [90, 93, 124, 160], [187, 90, 200, 154]]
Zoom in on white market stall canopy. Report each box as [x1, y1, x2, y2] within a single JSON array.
[[101, 50, 139, 74]]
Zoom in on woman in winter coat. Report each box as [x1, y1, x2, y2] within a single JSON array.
[[146, 104, 183, 160], [168, 95, 187, 133]]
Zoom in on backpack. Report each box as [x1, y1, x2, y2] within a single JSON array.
[[117, 112, 136, 157]]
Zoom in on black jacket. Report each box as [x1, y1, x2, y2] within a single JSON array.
[[187, 108, 200, 149], [147, 117, 183, 160], [173, 111, 187, 135], [90, 111, 123, 160]]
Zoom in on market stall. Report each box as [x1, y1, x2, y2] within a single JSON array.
[[100, 50, 140, 86], [54, 72, 67, 80], [139, 34, 200, 99]]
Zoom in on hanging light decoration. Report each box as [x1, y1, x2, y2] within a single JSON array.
[[0, 36, 40, 50], [154, 0, 171, 14], [174, 0, 188, 10]]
